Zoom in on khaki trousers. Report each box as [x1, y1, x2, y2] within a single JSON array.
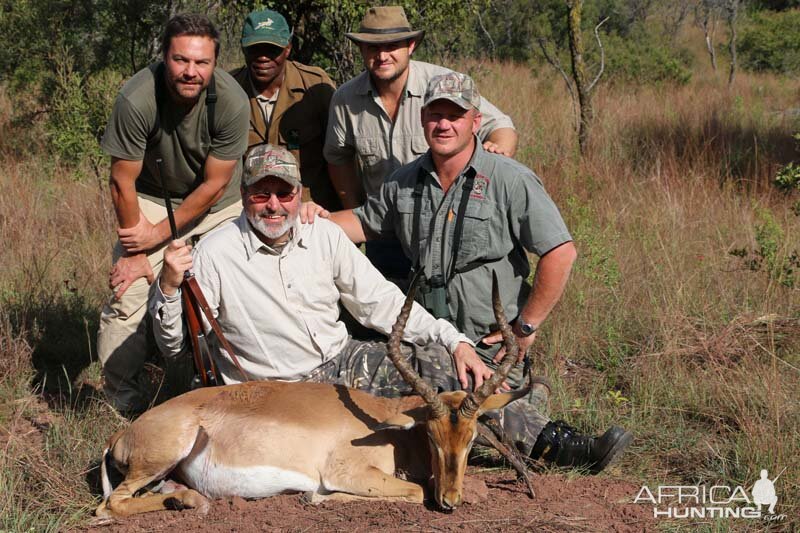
[[97, 197, 242, 413]]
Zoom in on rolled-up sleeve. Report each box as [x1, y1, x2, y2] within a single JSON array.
[[476, 96, 515, 141], [323, 90, 355, 165], [149, 284, 186, 358], [512, 172, 572, 257], [353, 179, 397, 238]]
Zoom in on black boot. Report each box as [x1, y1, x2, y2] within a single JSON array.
[[530, 420, 633, 474]]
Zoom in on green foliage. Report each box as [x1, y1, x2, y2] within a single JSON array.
[[739, 9, 800, 75], [730, 207, 800, 287], [774, 133, 800, 215], [563, 195, 621, 291], [603, 30, 693, 85]]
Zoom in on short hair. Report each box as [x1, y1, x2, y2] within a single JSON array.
[[161, 13, 220, 59]]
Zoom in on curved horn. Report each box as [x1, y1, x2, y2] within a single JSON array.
[[460, 271, 519, 418], [387, 275, 449, 419]]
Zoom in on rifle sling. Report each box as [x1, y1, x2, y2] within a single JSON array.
[[182, 275, 249, 383]]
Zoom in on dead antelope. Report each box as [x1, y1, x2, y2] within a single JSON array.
[[96, 274, 528, 518]]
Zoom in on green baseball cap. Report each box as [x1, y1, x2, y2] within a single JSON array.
[[423, 72, 481, 111], [241, 9, 292, 49], [243, 144, 301, 188]]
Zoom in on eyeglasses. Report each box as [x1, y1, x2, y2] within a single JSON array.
[[247, 189, 298, 203]]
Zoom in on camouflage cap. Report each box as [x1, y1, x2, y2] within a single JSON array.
[[241, 9, 292, 49], [423, 72, 481, 112], [243, 144, 301, 188]]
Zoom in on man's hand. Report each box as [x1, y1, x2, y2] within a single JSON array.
[[299, 201, 330, 224], [108, 253, 154, 299], [118, 212, 165, 253], [482, 140, 513, 157], [482, 327, 535, 365], [160, 240, 193, 296], [452, 342, 509, 392]]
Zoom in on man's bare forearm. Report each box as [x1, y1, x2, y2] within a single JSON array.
[[328, 162, 365, 209], [518, 241, 577, 327], [329, 209, 368, 244]]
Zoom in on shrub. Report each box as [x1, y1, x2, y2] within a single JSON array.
[[739, 9, 800, 75], [602, 31, 693, 85]]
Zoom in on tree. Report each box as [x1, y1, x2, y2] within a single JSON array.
[[536, 0, 607, 155], [696, 0, 724, 72], [725, 0, 739, 85]]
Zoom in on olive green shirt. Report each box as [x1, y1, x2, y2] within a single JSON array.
[[230, 61, 339, 210], [324, 60, 515, 196], [101, 63, 250, 212], [354, 141, 572, 343]]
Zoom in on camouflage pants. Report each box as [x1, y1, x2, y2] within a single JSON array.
[[305, 338, 550, 455]]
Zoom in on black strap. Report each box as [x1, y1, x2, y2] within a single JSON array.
[[205, 73, 216, 139], [410, 168, 427, 269], [448, 168, 476, 281], [411, 167, 476, 282]]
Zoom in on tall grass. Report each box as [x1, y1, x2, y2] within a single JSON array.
[[1, 44, 798, 531]]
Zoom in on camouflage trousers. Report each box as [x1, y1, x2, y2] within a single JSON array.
[[305, 338, 550, 455]]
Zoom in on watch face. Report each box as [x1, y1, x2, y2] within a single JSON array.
[[520, 323, 535, 336]]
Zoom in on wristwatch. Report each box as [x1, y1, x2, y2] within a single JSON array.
[[516, 320, 537, 337]]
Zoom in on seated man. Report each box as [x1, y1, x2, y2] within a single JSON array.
[[150, 145, 627, 472], [320, 72, 633, 471]]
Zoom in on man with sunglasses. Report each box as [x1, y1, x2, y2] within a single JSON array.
[[150, 144, 493, 391], [230, 8, 340, 211]]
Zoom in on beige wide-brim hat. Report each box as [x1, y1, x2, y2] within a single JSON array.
[[345, 6, 424, 44]]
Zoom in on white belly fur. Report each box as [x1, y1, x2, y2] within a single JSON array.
[[176, 446, 320, 499]]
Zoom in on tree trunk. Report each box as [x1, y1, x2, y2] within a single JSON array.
[[727, 0, 738, 86], [701, 7, 717, 71], [567, 0, 591, 155]]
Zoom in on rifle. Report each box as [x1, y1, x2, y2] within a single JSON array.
[[156, 159, 247, 388]]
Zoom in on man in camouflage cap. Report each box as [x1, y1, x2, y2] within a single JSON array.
[[230, 8, 340, 211], [323, 5, 518, 283], [322, 73, 633, 473], [150, 144, 492, 399]]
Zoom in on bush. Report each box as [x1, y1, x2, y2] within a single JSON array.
[[602, 31, 693, 85], [739, 9, 800, 75]]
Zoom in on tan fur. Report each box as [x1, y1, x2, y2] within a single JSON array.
[[97, 381, 525, 518]]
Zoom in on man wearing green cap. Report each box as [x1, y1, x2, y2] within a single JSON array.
[[98, 13, 249, 415], [230, 9, 340, 211], [323, 5, 518, 281], [318, 72, 633, 472]]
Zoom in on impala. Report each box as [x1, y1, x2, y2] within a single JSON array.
[[96, 274, 529, 518]]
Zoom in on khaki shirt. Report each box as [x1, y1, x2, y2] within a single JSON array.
[[150, 213, 471, 383], [231, 61, 340, 210], [324, 60, 515, 196], [354, 141, 572, 344]]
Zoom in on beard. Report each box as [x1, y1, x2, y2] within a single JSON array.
[[247, 207, 296, 241]]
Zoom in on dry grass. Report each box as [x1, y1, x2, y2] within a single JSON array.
[[1, 43, 799, 531]]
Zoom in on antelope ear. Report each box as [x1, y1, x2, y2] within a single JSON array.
[[477, 387, 531, 416], [375, 406, 428, 431]]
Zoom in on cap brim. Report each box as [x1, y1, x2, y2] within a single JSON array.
[[241, 36, 290, 48], [345, 29, 424, 45], [423, 95, 476, 111], [244, 173, 301, 188]]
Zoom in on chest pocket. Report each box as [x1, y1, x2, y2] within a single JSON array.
[[410, 135, 428, 156], [458, 199, 492, 261], [354, 138, 382, 166]]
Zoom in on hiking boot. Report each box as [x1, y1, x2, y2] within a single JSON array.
[[530, 420, 633, 474]]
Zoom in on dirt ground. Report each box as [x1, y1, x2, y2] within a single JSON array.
[[83, 469, 656, 532]]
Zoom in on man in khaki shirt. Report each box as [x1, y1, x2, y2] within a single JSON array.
[[230, 8, 340, 210], [324, 5, 518, 280]]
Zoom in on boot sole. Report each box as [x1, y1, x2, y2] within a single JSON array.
[[591, 430, 633, 474]]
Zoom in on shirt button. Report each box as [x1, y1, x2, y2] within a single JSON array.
[[287, 283, 292, 288]]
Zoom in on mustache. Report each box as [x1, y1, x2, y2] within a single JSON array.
[[258, 207, 288, 217]]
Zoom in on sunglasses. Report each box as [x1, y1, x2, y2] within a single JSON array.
[[247, 189, 298, 203]]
